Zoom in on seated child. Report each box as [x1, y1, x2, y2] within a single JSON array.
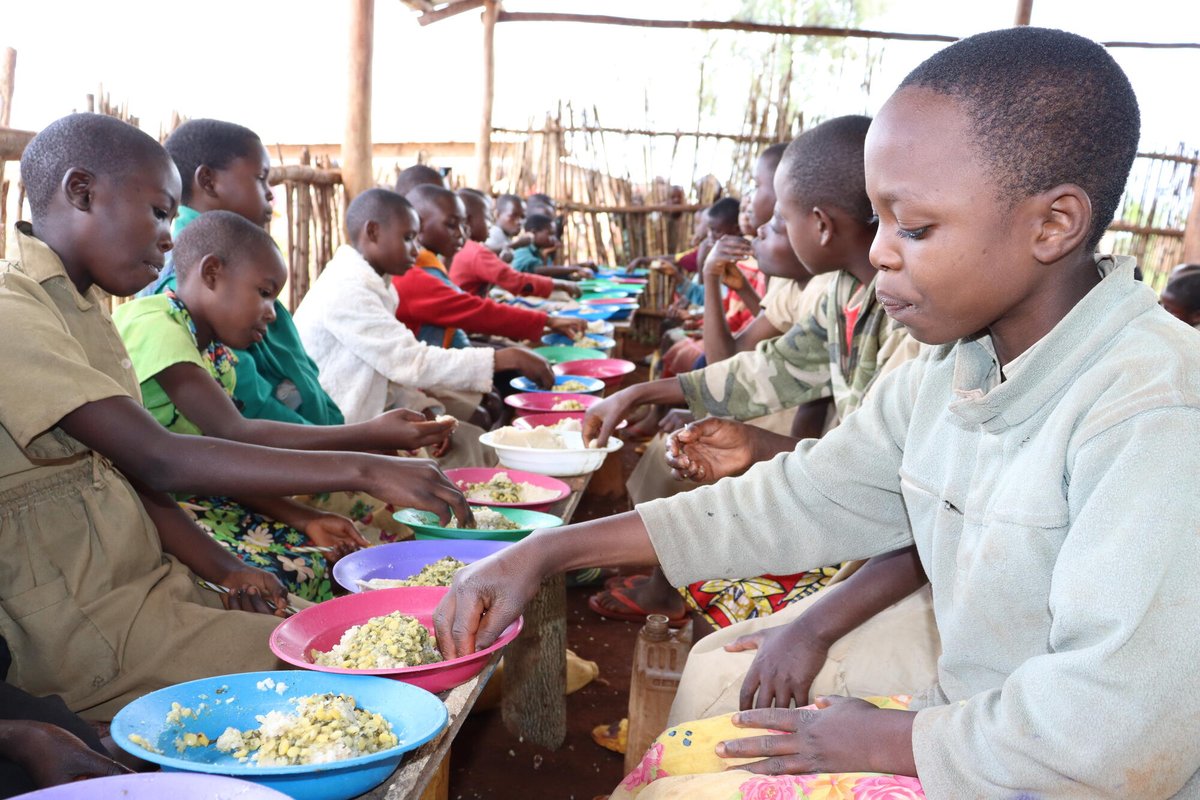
[[294, 188, 554, 426], [0, 113, 470, 720], [439, 28, 1199, 798], [511, 214, 592, 279], [394, 185, 587, 347], [394, 163, 446, 196], [451, 189, 580, 298], [660, 198, 766, 378], [1160, 263, 1200, 330], [589, 117, 921, 631], [113, 211, 463, 599], [485, 193, 529, 261], [156, 118, 343, 426]]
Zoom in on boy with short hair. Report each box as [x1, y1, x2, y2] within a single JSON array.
[[294, 188, 553, 425], [393, 185, 586, 346], [485, 193, 529, 260], [442, 28, 1200, 797], [158, 119, 344, 427], [450, 189, 580, 299], [394, 163, 445, 197]]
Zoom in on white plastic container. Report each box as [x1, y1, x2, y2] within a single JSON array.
[[478, 430, 623, 476]]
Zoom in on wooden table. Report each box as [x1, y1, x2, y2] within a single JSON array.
[[356, 473, 593, 799]]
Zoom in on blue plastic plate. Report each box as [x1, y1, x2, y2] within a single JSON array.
[[509, 374, 605, 394], [112, 670, 448, 800]]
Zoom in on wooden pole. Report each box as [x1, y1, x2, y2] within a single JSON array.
[[418, 0, 484, 26], [0, 48, 14, 258], [1014, 0, 1034, 25], [1182, 169, 1200, 263], [342, 0, 375, 202], [476, 0, 498, 190]]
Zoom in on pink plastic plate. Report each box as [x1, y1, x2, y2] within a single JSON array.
[[269, 587, 521, 694], [503, 391, 601, 417], [444, 467, 571, 511], [552, 358, 635, 391]]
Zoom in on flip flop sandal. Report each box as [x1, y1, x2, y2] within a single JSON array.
[[603, 573, 651, 591], [587, 586, 690, 627]]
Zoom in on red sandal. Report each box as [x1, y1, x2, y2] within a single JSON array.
[[587, 586, 690, 627]]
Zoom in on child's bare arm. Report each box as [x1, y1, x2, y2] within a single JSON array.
[[134, 484, 288, 616], [583, 378, 688, 447], [729, 547, 927, 711], [59, 396, 472, 524], [731, 313, 784, 355], [235, 495, 368, 556], [153, 362, 454, 452]]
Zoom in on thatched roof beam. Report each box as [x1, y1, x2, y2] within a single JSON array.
[[493, 12, 1200, 49]]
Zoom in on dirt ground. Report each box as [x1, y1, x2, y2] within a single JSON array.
[[447, 432, 651, 800]]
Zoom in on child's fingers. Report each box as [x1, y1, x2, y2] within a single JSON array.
[[724, 632, 765, 652]]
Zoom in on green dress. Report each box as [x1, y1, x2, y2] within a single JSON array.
[[113, 291, 334, 601]]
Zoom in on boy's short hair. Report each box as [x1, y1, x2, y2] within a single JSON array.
[[779, 115, 873, 224], [20, 113, 168, 218], [524, 213, 554, 233], [759, 142, 789, 171], [345, 188, 415, 244], [173, 210, 277, 280], [457, 188, 489, 210], [1165, 266, 1200, 313], [527, 193, 554, 207], [495, 193, 523, 214], [395, 164, 446, 197], [705, 197, 742, 231], [900, 27, 1139, 249], [164, 119, 263, 206], [406, 183, 457, 216]]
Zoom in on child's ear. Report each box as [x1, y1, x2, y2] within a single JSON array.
[[1029, 184, 1091, 264], [195, 165, 219, 200], [61, 168, 95, 212], [812, 206, 836, 248], [199, 253, 224, 289], [364, 220, 379, 244]]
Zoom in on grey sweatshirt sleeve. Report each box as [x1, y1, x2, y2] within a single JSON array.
[[637, 356, 923, 586], [912, 406, 1200, 799]]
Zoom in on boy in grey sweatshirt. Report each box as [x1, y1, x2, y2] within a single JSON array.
[[434, 27, 1200, 799]]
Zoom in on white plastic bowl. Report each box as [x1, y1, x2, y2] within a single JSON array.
[[478, 430, 623, 476]]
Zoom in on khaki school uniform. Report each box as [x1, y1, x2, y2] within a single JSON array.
[[0, 225, 282, 720]]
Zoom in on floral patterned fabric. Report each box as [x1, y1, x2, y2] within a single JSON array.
[[178, 496, 333, 602], [611, 697, 924, 800], [683, 565, 842, 629]]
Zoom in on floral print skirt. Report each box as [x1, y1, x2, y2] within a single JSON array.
[[178, 496, 333, 602], [683, 566, 842, 629], [611, 697, 924, 800]]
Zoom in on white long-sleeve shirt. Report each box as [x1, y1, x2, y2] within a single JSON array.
[[293, 245, 494, 424], [640, 257, 1200, 798]]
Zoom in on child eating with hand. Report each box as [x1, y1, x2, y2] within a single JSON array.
[[295, 189, 554, 437], [394, 185, 586, 347], [439, 28, 1200, 798], [0, 113, 470, 720]]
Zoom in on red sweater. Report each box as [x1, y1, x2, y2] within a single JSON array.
[[393, 256, 549, 344], [449, 240, 555, 298]]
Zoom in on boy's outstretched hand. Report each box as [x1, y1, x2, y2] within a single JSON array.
[[495, 346, 555, 389], [433, 548, 544, 660], [0, 721, 132, 788], [717, 698, 916, 777], [547, 316, 588, 339], [583, 388, 642, 448], [371, 408, 458, 452], [665, 417, 757, 482], [367, 457, 473, 528], [552, 279, 582, 298], [217, 565, 290, 617]]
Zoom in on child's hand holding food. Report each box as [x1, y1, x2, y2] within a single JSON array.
[[304, 512, 370, 562], [372, 407, 457, 452], [547, 316, 588, 339]]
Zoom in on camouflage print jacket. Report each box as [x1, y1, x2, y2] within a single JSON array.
[[678, 270, 920, 424]]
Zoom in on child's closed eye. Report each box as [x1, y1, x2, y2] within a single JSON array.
[[897, 225, 930, 241]]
